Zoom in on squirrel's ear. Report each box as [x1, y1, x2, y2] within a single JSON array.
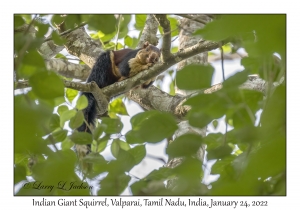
[[143, 41, 149, 48]]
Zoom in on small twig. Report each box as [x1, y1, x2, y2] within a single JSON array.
[[24, 14, 38, 35], [114, 14, 122, 50], [82, 118, 94, 134], [220, 45, 227, 144], [146, 154, 167, 164], [171, 36, 179, 43], [127, 172, 141, 180], [220, 46, 225, 81]]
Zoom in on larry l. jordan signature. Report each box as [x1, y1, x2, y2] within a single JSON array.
[[22, 181, 93, 192]]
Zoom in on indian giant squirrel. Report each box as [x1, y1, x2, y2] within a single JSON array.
[[77, 42, 161, 153]]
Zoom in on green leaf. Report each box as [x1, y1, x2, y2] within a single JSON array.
[[14, 164, 26, 184], [222, 43, 232, 53], [101, 118, 123, 134], [212, 120, 218, 129], [185, 92, 228, 128], [60, 109, 77, 127], [176, 64, 214, 90], [119, 140, 130, 151], [65, 14, 81, 29], [168, 16, 179, 37], [166, 134, 203, 158], [130, 110, 153, 128], [86, 15, 117, 34], [66, 88, 78, 103], [124, 35, 133, 47], [240, 89, 264, 111], [203, 133, 224, 150], [96, 139, 108, 153], [126, 111, 178, 144], [36, 22, 49, 38], [116, 42, 124, 50], [14, 95, 52, 155], [172, 157, 203, 180], [84, 153, 108, 176], [111, 139, 130, 159], [260, 84, 285, 131], [83, 153, 107, 164], [69, 110, 84, 130], [118, 15, 131, 39], [211, 155, 236, 175], [76, 94, 88, 110], [207, 144, 232, 160], [69, 131, 93, 145], [223, 70, 249, 89], [61, 138, 75, 150], [131, 37, 139, 49], [18, 50, 46, 78], [194, 15, 285, 58], [128, 145, 146, 165], [108, 98, 128, 118], [145, 167, 173, 181], [52, 31, 65, 45], [116, 149, 136, 171], [171, 46, 178, 53], [52, 129, 68, 142], [49, 114, 60, 131], [29, 71, 64, 100], [51, 15, 65, 26], [246, 135, 285, 179], [57, 105, 69, 116], [111, 139, 120, 158], [14, 15, 25, 27], [98, 173, 130, 195], [97, 31, 116, 43], [103, 42, 116, 50], [93, 124, 106, 140], [134, 15, 147, 30]]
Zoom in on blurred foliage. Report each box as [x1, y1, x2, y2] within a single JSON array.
[[14, 14, 285, 196]]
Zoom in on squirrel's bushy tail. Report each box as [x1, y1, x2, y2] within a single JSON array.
[[76, 51, 113, 171], [77, 51, 114, 150]]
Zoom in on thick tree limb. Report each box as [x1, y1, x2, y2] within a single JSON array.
[[46, 58, 90, 80], [138, 15, 159, 47], [126, 86, 189, 121], [14, 75, 268, 118], [61, 27, 104, 69]]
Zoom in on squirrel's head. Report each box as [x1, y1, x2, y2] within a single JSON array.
[[138, 41, 161, 64]]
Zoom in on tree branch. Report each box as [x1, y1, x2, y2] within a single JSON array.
[[60, 27, 103, 69], [38, 40, 65, 59], [154, 15, 172, 60], [126, 86, 189, 121], [138, 15, 159, 47], [45, 58, 90, 80], [175, 14, 209, 25], [43, 22, 87, 42]]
